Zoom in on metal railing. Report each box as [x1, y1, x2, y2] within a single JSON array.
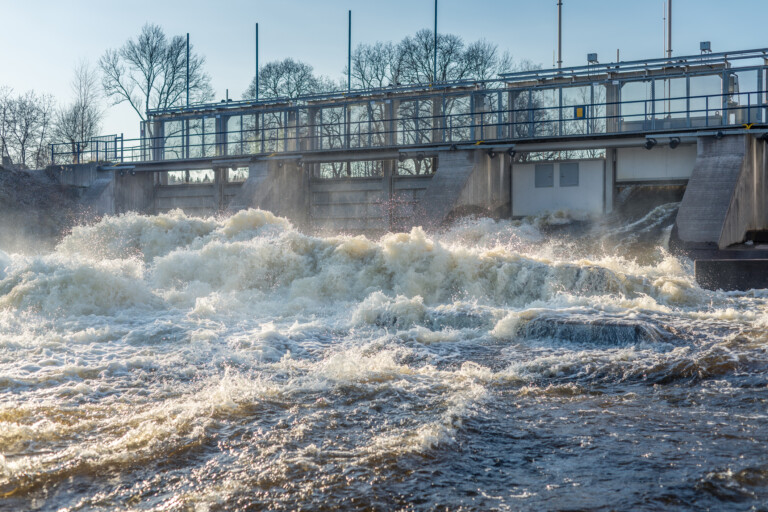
[[50, 90, 767, 166], [50, 134, 123, 166], [49, 46, 768, 167]]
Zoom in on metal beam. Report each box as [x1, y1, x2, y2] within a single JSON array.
[[557, 0, 563, 69]]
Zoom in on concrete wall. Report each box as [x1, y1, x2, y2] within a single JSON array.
[[307, 175, 434, 233], [54, 163, 100, 188], [391, 176, 431, 230], [228, 149, 509, 231], [52, 165, 156, 217], [228, 160, 308, 225], [456, 153, 510, 216], [616, 145, 697, 182], [719, 135, 768, 247], [310, 178, 388, 232], [155, 183, 218, 215], [114, 172, 155, 214], [417, 150, 511, 228], [80, 176, 115, 216], [512, 159, 605, 217], [674, 134, 768, 250]]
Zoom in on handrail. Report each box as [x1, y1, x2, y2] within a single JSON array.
[[50, 89, 768, 166]]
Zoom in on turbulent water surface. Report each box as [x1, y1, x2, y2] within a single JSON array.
[[1, 207, 768, 511]]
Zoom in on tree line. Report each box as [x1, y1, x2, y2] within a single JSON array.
[[245, 28, 529, 99], [1, 23, 532, 169]]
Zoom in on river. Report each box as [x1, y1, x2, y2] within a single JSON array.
[[1, 207, 767, 511]]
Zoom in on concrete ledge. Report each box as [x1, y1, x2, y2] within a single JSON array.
[[695, 259, 768, 291]]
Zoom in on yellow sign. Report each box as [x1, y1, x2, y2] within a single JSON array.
[[574, 106, 585, 119]]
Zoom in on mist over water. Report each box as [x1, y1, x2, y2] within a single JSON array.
[[1, 206, 768, 511]]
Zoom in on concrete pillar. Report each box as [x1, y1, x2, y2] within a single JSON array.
[[508, 155, 514, 217], [605, 82, 620, 133], [751, 137, 768, 231], [345, 105, 351, 149], [151, 120, 164, 161], [382, 159, 394, 230], [215, 168, 226, 211], [604, 148, 616, 213], [431, 97, 442, 144], [286, 110, 298, 152], [307, 107, 319, 151], [387, 100, 398, 147], [215, 115, 226, 157]]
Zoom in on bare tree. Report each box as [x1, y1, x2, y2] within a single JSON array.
[[244, 58, 333, 99], [399, 30, 467, 84], [2, 90, 56, 169], [100, 24, 213, 128], [348, 30, 518, 91], [463, 40, 514, 82], [32, 94, 56, 168], [55, 62, 104, 162], [0, 86, 12, 165], [349, 41, 403, 89]]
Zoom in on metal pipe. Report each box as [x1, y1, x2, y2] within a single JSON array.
[[186, 33, 190, 107], [557, 0, 562, 68], [667, 0, 672, 58], [348, 11, 351, 93], [433, 0, 438, 83], [255, 23, 259, 101]]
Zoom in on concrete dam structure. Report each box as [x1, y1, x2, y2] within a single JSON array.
[[49, 48, 768, 289]]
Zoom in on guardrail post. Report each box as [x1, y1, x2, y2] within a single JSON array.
[[50, 144, 54, 165], [685, 76, 691, 128], [344, 105, 351, 149], [705, 96, 709, 127], [527, 90, 534, 138], [470, 92, 476, 141], [722, 71, 729, 126]]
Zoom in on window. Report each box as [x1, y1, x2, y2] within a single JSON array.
[[535, 164, 554, 188], [559, 163, 579, 187], [228, 167, 249, 182]]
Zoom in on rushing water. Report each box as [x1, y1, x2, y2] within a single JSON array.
[[1, 207, 768, 511]]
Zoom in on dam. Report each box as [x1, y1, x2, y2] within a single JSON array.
[[49, 47, 768, 289], [6, 7, 768, 505]]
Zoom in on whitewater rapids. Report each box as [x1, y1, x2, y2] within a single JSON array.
[[1, 207, 767, 511]]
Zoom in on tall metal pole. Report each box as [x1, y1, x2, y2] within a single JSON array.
[[667, 0, 672, 58], [186, 33, 190, 106], [255, 23, 259, 100], [433, 0, 438, 83], [348, 10, 352, 92], [557, 0, 562, 68]]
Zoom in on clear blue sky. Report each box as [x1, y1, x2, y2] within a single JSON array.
[[1, 0, 766, 138]]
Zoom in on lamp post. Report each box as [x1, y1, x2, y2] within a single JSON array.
[[348, 10, 352, 92], [433, 0, 438, 84], [667, 0, 672, 58], [557, 0, 562, 68]]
